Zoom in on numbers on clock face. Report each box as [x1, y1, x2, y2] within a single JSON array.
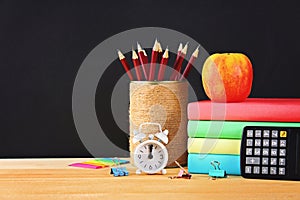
[[134, 141, 167, 173]]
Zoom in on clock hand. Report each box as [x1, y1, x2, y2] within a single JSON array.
[[148, 144, 153, 159]]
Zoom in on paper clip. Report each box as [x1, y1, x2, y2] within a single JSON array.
[[208, 160, 227, 179], [110, 158, 129, 177], [168, 161, 192, 179]]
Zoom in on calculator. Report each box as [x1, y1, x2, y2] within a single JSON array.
[[240, 126, 300, 181]]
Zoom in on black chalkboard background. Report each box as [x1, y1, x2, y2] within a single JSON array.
[[0, 0, 299, 157]]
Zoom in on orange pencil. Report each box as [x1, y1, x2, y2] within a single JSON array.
[[157, 47, 169, 81], [179, 46, 199, 80], [117, 50, 134, 81]]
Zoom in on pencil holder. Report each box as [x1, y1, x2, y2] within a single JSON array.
[[129, 81, 188, 167]]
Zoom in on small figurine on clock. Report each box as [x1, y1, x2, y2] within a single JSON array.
[[132, 122, 169, 175]]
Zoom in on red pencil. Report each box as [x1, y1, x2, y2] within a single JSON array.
[[174, 43, 183, 65], [137, 42, 149, 80], [170, 42, 188, 81], [170, 43, 182, 80], [179, 46, 199, 81], [157, 47, 169, 81], [157, 41, 163, 63], [117, 50, 134, 81], [148, 39, 159, 81], [132, 48, 142, 81]]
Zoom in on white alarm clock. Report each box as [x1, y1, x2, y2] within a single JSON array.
[[133, 122, 169, 175]]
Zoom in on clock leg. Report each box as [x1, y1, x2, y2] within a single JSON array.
[[161, 169, 167, 175], [136, 169, 142, 175]]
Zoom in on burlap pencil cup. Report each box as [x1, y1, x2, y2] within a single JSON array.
[[129, 81, 188, 167]]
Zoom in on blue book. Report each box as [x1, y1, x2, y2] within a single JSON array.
[[188, 153, 241, 175]]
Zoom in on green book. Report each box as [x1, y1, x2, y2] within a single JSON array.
[[188, 120, 300, 139]]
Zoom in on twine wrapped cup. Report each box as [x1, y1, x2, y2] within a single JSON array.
[[129, 81, 188, 167]]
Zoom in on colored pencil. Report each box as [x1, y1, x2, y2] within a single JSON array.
[[172, 43, 183, 81], [148, 39, 160, 81], [132, 48, 142, 81], [117, 50, 134, 81], [157, 41, 163, 63], [174, 43, 183, 65], [157, 47, 169, 81], [170, 42, 188, 80], [137, 42, 149, 80], [179, 46, 199, 80]]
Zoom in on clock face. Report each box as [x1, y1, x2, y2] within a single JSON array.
[[133, 140, 168, 174]]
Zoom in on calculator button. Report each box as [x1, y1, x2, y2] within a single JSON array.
[[280, 131, 287, 138], [247, 130, 254, 137], [262, 148, 269, 156], [279, 168, 285, 175], [271, 149, 277, 156], [271, 140, 278, 147], [246, 139, 253, 146], [263, 130, 270, 138], [253, 166, 260, 174], [279, 149, 286, 156], [246, 148, 253, 155], [255, 130, 262, 137], [279, 158, 286, 166], [246, 157, 260, 165], [255, 139, 261, 146], [270, 167, 277, 175], [272, 130, 278, 138], [245, 166, 252, 174], [270, 158, 277, 165], [254, 148, 261, 156], [262, 157, 269, 165], [280, 140, 286, 147], [263, 139, 269, 147], [262, 167, 268, 174]]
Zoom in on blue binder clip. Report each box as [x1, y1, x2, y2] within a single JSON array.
[[110, 158, 129, 177], [110, 167, 129, 177], [208, 161, 227, 178]]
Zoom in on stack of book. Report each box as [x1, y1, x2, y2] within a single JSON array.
[[187, 98, 300, 175]]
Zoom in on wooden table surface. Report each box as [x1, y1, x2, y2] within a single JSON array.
[[0, 158, 299, 200]]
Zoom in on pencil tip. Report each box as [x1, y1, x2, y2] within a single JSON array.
[[182, 42, 189, 54], [132, 48, 138, 59], [117, 49, 125, 59], [137, 42, 142, 52], [157, 41, 162, 52], [153, 39, 159, 50], [163, 47, 169, 58], [193, 45, 200, 57], [178, 43, 183, 51]]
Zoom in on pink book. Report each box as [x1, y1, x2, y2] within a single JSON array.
[[188, 98, 300, 122]]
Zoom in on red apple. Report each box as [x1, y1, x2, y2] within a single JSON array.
[[202, 53, 253, 102]]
